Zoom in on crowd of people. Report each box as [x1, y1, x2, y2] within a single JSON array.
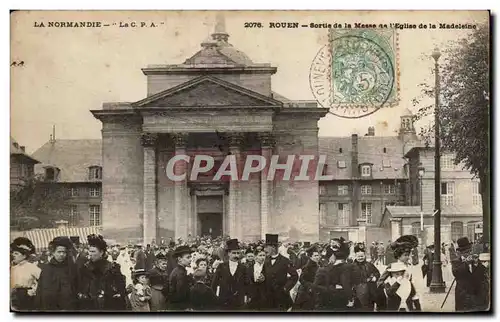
[[10, 232, 490, 312]]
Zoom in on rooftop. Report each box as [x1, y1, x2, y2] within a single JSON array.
[[31, 139, 102, 182]]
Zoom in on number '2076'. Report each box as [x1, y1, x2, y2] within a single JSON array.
[[244, 22, 263, 28]]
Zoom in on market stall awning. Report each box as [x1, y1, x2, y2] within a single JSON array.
[[16, 226, 103, 251]]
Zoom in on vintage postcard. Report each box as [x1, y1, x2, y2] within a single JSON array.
[[10, 10, 490, 312]]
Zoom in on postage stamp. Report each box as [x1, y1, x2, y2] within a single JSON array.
[[310, 28, 400, 118]]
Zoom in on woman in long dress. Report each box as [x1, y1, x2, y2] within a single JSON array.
[[34, 237, 78, 311], [10, 237, 40, 311], [77, 234, 127, 311], [293, 246, 321, 311]]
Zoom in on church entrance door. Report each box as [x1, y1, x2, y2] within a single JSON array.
[[199, 213, 223, 239]]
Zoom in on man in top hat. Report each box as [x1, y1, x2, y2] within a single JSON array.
[[262, 234, 299, 311], [168, 245, 193, 311], [211, 238, 250, 310], [451, 237, 489, 312]]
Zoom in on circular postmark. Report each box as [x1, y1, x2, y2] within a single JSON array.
[[309, 34, 395, 119]]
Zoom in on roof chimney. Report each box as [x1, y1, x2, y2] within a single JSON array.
[[351, 134, 359, 177], [367, 126, 375, 136]]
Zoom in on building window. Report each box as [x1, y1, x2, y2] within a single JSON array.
[[441, 182, 455, 206], [339, 148, 343, 154], [69, 205, 78, 227], [319, 185, 327, 195], [337, 203, 350, 226], [383, 147, 387, 153], [89, 205, 101, 226], [20, 164, 28, 178], [89, 187, 100, 197], [338, 185, 348, 196], [382, 159, 391, 168], [88, 166, 102, 180], [68, 187, 79, 197], [441, 155, 454, 170], [451, 221, 464, 242], [337, 160, 347, 168], [361, 203, 372, 224], [411, 222, 421, 238], [384, 184, 396, 194], [472, 182, 482, 205], [45, 167, 59, 181], [361, 185, 372, 195], [361, 165, 371, 177], [319, 203, 327, 223]]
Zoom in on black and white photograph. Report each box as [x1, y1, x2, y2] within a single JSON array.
[[9, 10, 491, 313]]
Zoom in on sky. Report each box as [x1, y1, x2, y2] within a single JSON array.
[[10, 10, 489, 153]]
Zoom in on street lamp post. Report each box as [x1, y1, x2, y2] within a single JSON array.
[[430, 47, 446, 293], [418, 165, 427, 253]]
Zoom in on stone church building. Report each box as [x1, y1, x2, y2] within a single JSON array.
[[92, 18, 328, 244]]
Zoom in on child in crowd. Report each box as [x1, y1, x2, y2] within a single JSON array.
[[128, 269, 152, 312]]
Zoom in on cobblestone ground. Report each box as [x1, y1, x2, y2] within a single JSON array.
[[374, 260, 455, 312]]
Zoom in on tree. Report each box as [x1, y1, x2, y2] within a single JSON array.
[[412, 24, 490, 246], [10, 174, 70, 231]]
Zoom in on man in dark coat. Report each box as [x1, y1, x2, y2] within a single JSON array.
[[145, 244, 156, 272], [211, 238, 250, 311], [452, 237, 490, 312], [134, 245, 146, 270], [262, 234, 299, 311], [168, 245, 193, 311], [35, 237, 78, 311], [422, 245, 435, 287]]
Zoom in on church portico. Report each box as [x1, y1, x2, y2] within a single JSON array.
[[91, 14, 328, 244]]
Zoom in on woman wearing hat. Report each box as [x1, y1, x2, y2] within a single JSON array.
[[351, 243, 380, 311], [77, 234, 127, 311], [168, 245, 194, 311], [148, 252, 170, 311], [313, 237, 355, 311], [34, 237, 78, 311], [10, 237, 40, 311], [376, 235, 421, 312], [293, 245, 321, 311], [383, 262, 419, 311], [451, 236, 489, 312], [129, 269, 152, 312]]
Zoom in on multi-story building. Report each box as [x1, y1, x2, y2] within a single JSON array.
[[381, 146, 483, 246], [31, 137, 103, 228], [10, 137, 39, 190], [318, 108, 420, 243]]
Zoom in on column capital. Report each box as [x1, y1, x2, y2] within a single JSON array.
[[172, 133, 189, 148], [258, 132, 275, 148], [141, 132, 158, 147], [229, 132, 245, 149]]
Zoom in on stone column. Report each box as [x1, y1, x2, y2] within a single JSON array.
[[173, 133, 189, 240], [356, 218, 367, 244], [141, 132, 158, 245], [228, 132, 244, 239], [259, 132, 274, 239], [390, 218, 402, 241]]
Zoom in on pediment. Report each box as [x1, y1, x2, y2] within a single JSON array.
[[133, 76, 282, 108]]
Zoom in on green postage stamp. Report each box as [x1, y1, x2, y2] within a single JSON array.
[[310, 28, 400, 119]]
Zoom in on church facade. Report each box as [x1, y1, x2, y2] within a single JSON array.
[[91, 20, 328, 244]]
